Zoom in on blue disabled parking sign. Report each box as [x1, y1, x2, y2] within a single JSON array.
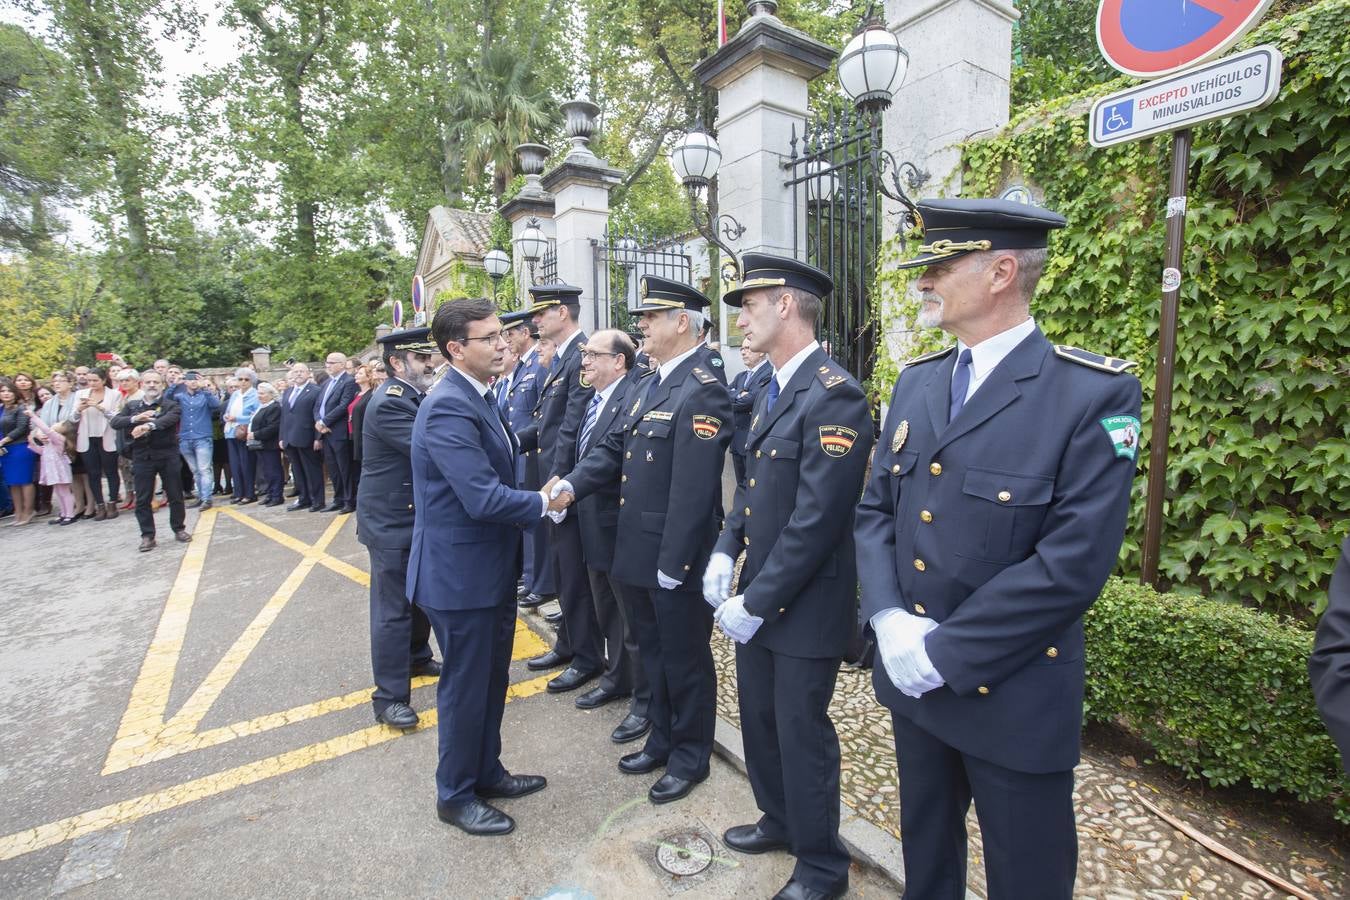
[[1100, 100, 1134, 136]]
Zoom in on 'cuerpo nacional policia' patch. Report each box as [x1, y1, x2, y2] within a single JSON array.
[[819, 425, 858, 457], [1100, 415, 1141, 460]]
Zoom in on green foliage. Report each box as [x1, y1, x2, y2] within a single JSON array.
[[947, 0, 1350, 616], [1085, 577, 1348, 822], [0, 257, 81, 372]]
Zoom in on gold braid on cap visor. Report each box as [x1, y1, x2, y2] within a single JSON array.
[[916, 239, 993, 257]]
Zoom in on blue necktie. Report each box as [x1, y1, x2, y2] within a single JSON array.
[[764, 377, 781, 414], [949, 349, 974, 423], [645, 371, 663, 404], [578, 393, 601, 453], [495, 379, 509, 414]]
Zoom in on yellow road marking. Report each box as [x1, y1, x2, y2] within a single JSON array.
[[0, 674, 552, 863], [104, 508, 557, 774]]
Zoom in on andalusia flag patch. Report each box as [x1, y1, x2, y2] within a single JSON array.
[[1100, 415, 1141, 460]]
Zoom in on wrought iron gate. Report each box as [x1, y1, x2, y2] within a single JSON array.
[[592, 231, 695, 333]]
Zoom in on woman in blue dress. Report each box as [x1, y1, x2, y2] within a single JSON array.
[[0, 379, 38, 525]]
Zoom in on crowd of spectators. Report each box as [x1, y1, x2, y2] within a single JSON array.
[[0, 355, 387, 538]]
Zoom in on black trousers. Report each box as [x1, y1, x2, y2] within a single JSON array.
[[616, 582, 715, 780], [225, 438, 256, 500], [322, 436, 354, 507], [285, 444, 324, 508], [367, 545, 434, 714], [132, 452, 184, 536], [81, 447, 121, 505], [587, 566, 647, 711], [891, 713, 1077, 900], [258, 448, 284, 502], [548, 514, 601, 672], [736, 643, 848, 890], [418, 598, 516, 805]]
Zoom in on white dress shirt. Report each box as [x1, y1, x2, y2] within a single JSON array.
[[953, 317, 1037, 405], [770, 340, 821, 392]]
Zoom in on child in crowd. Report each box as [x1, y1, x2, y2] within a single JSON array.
[[27, 411, 77, 525]]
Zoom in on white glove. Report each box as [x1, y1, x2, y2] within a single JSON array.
[[715, 594, 764, 644], [657, 570, 681, 590], [547, 508, 567, 523], [872, 608, 944, 699], [549, 478, 574, 500], [702, 552, 735, 609]]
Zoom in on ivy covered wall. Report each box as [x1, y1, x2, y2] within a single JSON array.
[[873, 0, 1349, 617]]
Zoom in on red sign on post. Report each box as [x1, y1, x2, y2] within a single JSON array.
[[1097, 0, 1276, 78]]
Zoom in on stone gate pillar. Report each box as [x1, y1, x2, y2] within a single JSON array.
[[499, 143, 556, 311], [540, 99, 625, 334], [694, 1, 836, 350]]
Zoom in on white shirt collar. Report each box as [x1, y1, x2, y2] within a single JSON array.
[[450, 365, 492, 398], [773, 341, 821, 391], [521, 342, 539, 365], [557, 329, 584, 357], [656, 343, 702, 381], [750, 358, 771, 378], [956, 317, 1037, 388], [594, 372, 628, 407]]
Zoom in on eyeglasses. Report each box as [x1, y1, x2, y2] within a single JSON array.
[[459, 331, 507, 346], [580, 350, 620, 361]]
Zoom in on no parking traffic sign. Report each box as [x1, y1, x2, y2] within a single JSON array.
[[1097, 0, 1278, 78]]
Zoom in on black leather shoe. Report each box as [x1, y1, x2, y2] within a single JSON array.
[[309, 504, 327, 512], [239, 497, 257, 505], [174, 530, 192, 543], [138, 536, 156, 553], [376, 702, 419, 728], [436, 798, 514, 836], [323, 502, 344, 512], [575, 686, 628, 710], [286, 501, 307, 511], [525, 650, 571, 671], [771, 877, 847, 900], [611, 714, 652, 744], [618, 750, 666, 774], [341, 504, 356, 514], [723, 823, 790, 855], [547, 666, 598, 694], [519, 592, 554, 609], [477, 773, 547, 799], [649, 771, 707, 804], [543, 609, 563, 625], [410, 659, 442, 678], [516, 583, 530, 600]]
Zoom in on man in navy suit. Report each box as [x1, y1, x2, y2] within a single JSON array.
[[315, 351, 358, 513], [855, 199, 1142, 899], [499, 311, 556, 607], [728, 343, 772, 488], [278, 363, 325, 512], [408, 296, 567, 837]]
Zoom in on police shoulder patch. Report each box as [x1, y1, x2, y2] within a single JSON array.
[[1100, 414, 1142, 460], [691, 367, 718, 385], [709, 355, 723, 367], [818, 425, 858, 457], [813, 363, 848, 390], [692, 414, 722, 439], [1054, 345, 1137, 374], [385, 384, 404, 397]]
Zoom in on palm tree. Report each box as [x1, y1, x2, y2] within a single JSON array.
[[448, 44, 556, 199]]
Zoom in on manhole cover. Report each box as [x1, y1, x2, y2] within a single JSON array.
[[655, 832, 713, 877]]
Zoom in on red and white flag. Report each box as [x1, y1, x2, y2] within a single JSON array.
[[718, 0, 727, 46]]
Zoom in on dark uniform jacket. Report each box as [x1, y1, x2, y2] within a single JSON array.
[[576, 373, 641, 573], [1310, 536, 1350, 773], [567, 349, 732, 590], [280, 383, 320, 447], [715, 347, 874, 658], [729, 362, 773, 456], [856, 328, 1141, 774], [110, 396, 182, 458], [356, 376, 422, 550], [517, 332, 592, 480]]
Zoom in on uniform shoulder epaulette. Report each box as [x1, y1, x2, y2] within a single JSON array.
[[385, 384, 404, 397], [903, 347, 954, 367], [1053, 345, 1138, 374], [691, 367, 718, 385], [813, 361, 849, 390]]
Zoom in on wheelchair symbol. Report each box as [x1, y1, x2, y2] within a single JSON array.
[[1102, 102, 1133, 134]]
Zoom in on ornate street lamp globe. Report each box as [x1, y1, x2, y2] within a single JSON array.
[[804, 160, 839, 204], [671, 127, 722, 188], [483, 248, 510, 279], [616, 235, 640, 267], [838, 21, 908, 114], [515, 219, 548, 262]]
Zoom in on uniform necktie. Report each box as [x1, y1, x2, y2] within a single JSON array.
[[764, 377, 781, 414], [495, 379, 509, 414], [949, 349, 974, 423], [578, 393, 601, 454], [645, 371, 663, 404]]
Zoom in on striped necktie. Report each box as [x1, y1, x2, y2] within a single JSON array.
[[578, 393, 601, 454]]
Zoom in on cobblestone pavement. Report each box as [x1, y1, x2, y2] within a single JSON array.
[[709, 632, 1348, 899]]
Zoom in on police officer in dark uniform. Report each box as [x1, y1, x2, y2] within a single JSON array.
[[357, 327, 441, 728], [702, 255, 874, 900], [728, 344, 772, 488], [516, 284, 604, 691], [855, 199, 1143, 899], [552, 276, 732, 804]]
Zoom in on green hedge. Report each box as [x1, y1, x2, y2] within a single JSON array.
[[873, 0, 1350, 617], [1085, 577, 1348, 822]]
